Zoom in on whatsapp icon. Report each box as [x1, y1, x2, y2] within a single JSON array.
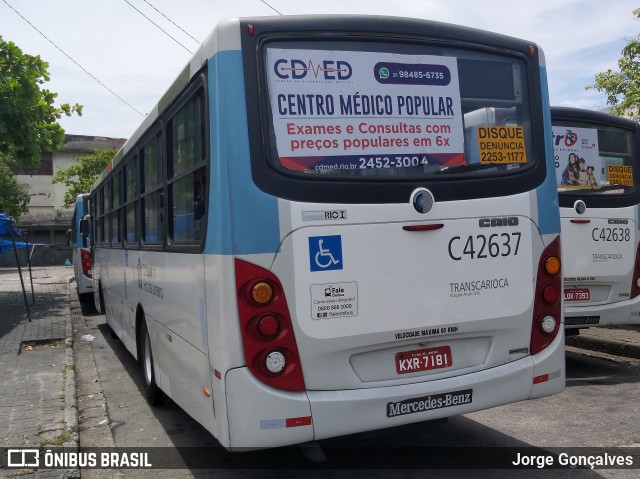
[[378, 67, 390, 80]]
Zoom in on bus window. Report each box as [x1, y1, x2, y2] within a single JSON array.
[[168, 91, 206, 245], [264, 45, 532, 179], [141, 132, 164, 245]]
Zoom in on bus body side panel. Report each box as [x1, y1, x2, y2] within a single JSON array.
[[131, 249, 214, 432], [536, 66, 562, 239], [529, 320, 565, 398], [225, 368, 313, 449], [95, 247, 217, 437], [152, 317, 216, 434], [531, 66, 564, 388], [203, 38, 285, 446], [204, 48, 280, 258], [203, 253, 276, 449], [561, 205, 640, 328]]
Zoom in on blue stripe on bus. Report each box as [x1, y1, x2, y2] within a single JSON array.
[[75, 198, 86, 246], [204, 50, 281, 255], [536, 67, 561, 236]]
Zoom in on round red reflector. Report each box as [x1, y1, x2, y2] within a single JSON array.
[[84, 262, 91, 268], [257, 315, 280, 338], [542, 285, 558, 303]]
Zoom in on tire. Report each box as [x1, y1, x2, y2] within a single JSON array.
[[140, 320, 163, 406], [98, 284, 106, 315], [107, 322, 118, 340], [78, 291, 93, 304]]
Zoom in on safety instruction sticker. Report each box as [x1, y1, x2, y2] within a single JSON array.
[[311, 282, 358, 319], [608, 165, 633, 186], [477, 126, 527, 164]]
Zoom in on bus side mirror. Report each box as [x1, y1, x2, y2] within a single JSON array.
[[66, 229, 72, 247], [80, 218, 89, 239]]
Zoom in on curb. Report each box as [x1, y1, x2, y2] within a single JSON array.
[[565, 335, 640, 360], [63, 286, 80, 479]]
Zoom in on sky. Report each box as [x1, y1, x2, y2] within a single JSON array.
[[0, 0, 637, 140]]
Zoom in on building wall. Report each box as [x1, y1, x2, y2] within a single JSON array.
[[1, 135, 126, 267]]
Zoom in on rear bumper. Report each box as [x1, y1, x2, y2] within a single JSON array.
[[225, 331, 564, 449], [565, 295, 640, 329]]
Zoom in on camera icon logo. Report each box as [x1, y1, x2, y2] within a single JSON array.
[[7, 449, 40, 468]]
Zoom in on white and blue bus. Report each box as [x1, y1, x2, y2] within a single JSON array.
[[90, 16, 564, 450], [552, 106, 640, 330], [70, 193, 93, 303]]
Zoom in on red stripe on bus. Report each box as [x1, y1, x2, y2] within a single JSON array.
[[286, 416, 312, 428], [533, 374, 549, 384]]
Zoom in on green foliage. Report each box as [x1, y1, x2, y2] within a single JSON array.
[[0, 35, 82, 219], [0, 154, 30, 219], [52, 148, 117, 208], [0, 35, 82, 172], [587, 8, 640, 117]]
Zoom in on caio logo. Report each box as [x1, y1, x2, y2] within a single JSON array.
[[273, 59, 352, 80], [554, 129, 578, 148]]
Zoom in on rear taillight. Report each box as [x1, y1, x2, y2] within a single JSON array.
[[530, 237, 561, 355], [630, 243, 640, 299], [81, 249, 92, 278], [235, 259, 305, 392]]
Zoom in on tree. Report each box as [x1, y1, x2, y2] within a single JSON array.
[[0, 154, 30, 218], [0, 35, 82, 168], [0, 35, 82, 219], [588, 8, 640, 117], [52, 148, 117, 208]]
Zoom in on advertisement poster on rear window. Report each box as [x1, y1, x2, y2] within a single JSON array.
[[553, 126, 601, 189], [266, 48, 466, 173]]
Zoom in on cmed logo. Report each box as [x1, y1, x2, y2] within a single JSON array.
[[273, 59, 352, 80]]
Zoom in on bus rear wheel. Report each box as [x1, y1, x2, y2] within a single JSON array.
[[141, 320, 163, 406]]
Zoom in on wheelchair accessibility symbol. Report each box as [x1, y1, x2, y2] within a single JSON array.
[[309, 235, 343, 272]]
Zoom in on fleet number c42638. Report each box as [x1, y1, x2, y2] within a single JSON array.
[[448, 233, 522, 261]]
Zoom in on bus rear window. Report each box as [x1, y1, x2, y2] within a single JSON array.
[[553, 123, 637, 195], [263, 42, 534, 179]]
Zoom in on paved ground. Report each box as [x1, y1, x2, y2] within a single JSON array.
[[566, 324, 640, 360], [0, 266, 77, 479], [0, 264, 639, 478]]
